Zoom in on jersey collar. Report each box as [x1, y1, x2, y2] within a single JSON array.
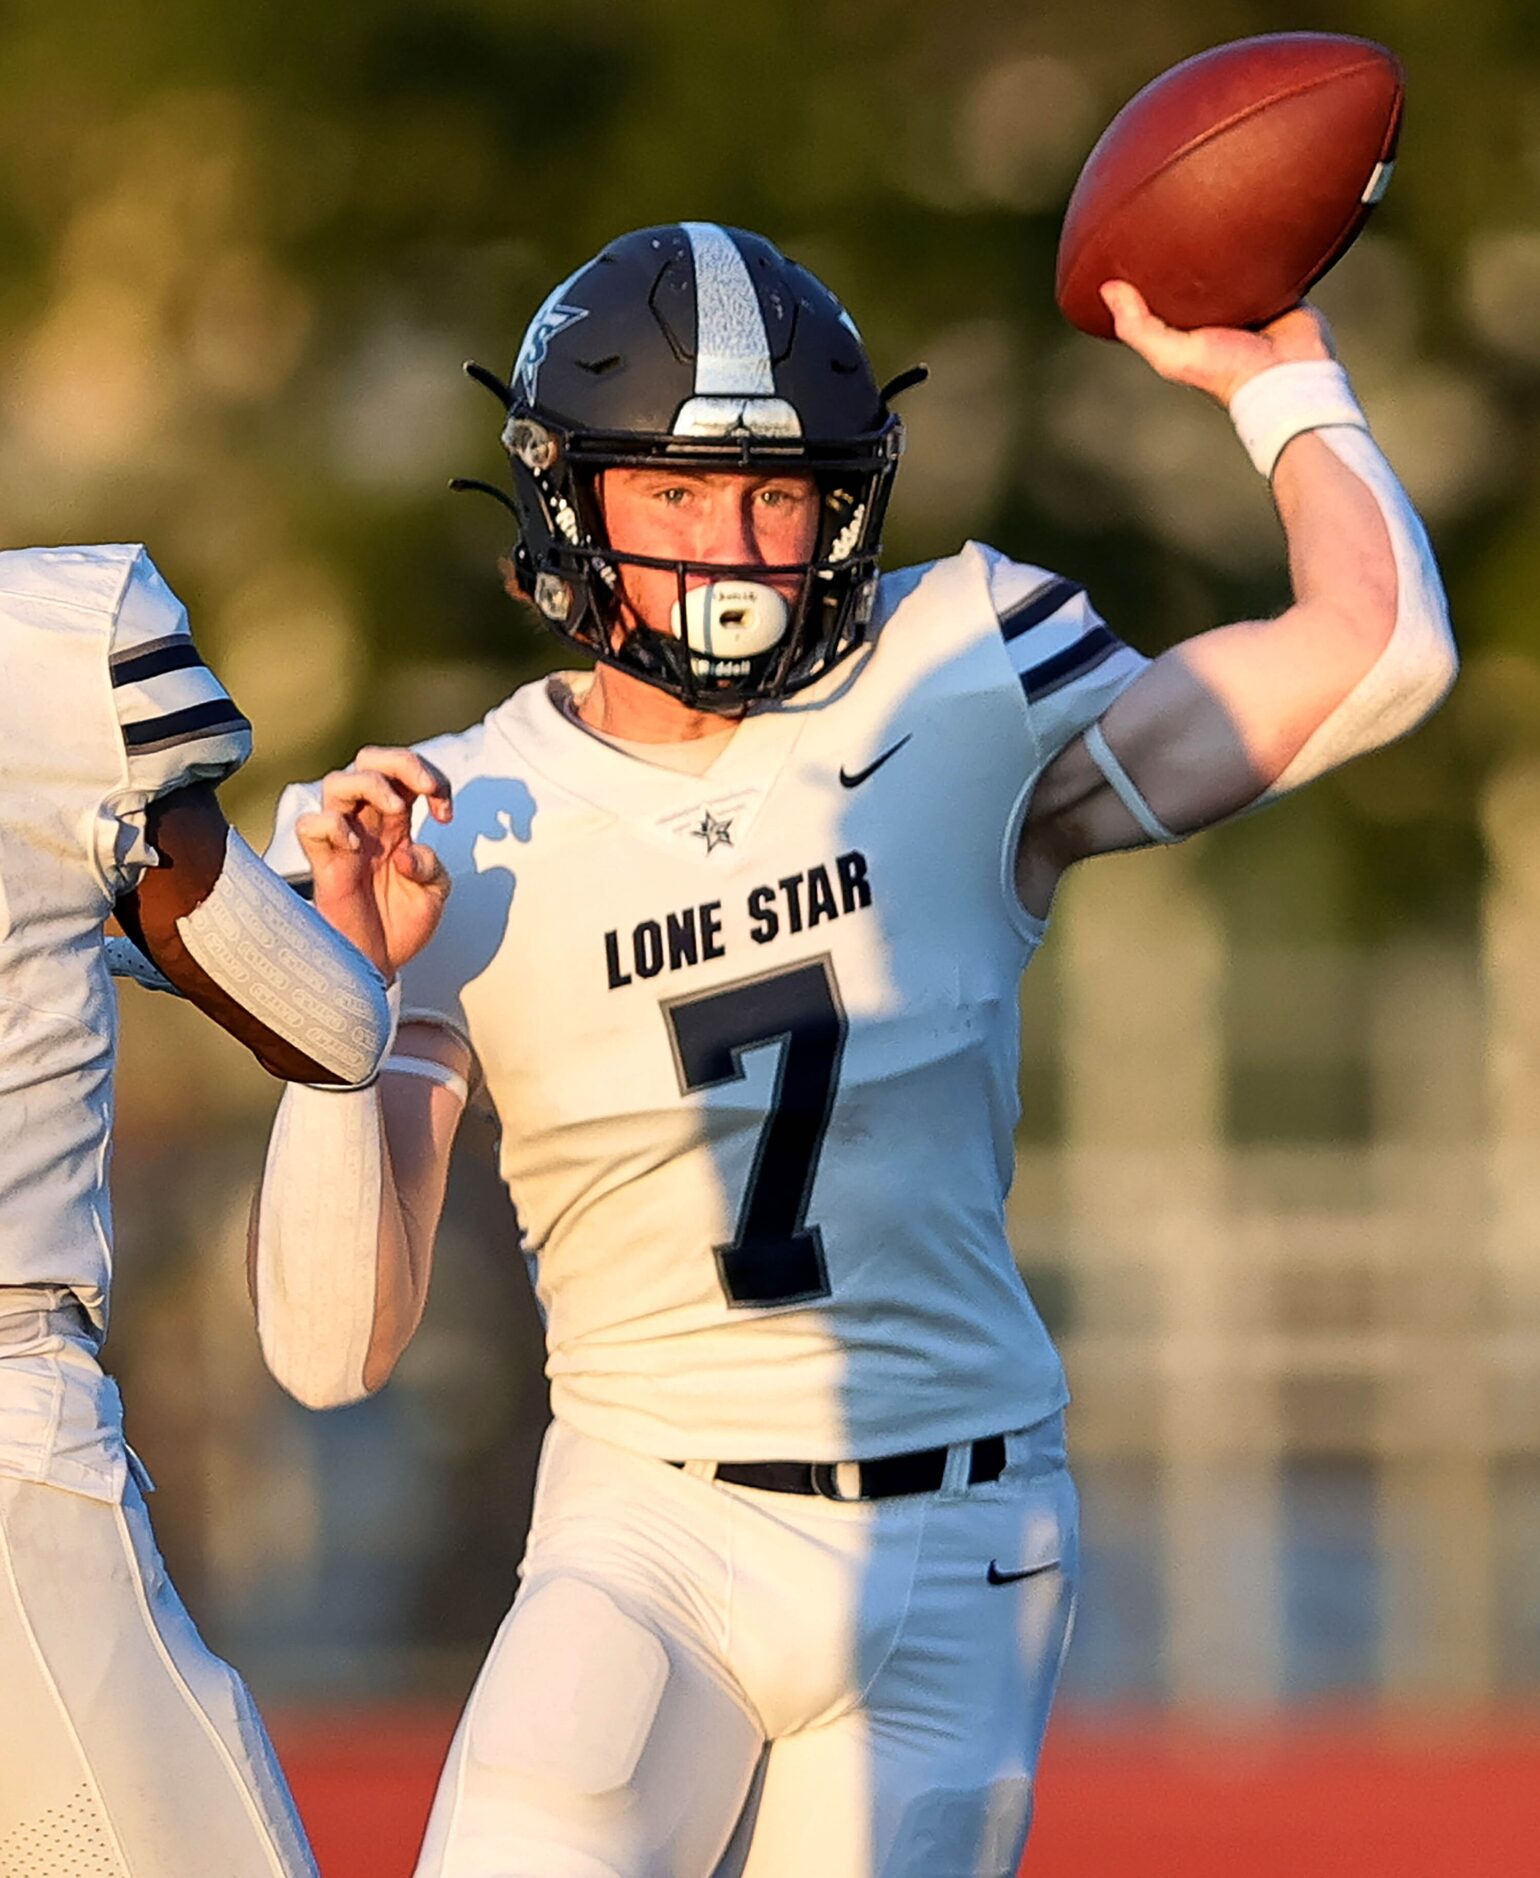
[[487, 670, 815, 850]]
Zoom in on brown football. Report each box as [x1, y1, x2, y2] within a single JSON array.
[[1056, 33, 1404, 340]]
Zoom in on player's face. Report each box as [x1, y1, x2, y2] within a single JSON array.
[[598, 468, 820, 641]]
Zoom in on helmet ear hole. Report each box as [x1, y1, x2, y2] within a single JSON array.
[[505, 418, 561, 473], [534, 573, 575, 623]]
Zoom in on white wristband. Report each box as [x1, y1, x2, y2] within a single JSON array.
[[1227, 360, 1369, 479]]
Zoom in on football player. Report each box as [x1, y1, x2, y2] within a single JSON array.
[[0, 543, 448, 1875], [257, 225, 1456, 1877]]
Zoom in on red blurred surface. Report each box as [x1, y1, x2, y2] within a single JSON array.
[[273, 1710, 1540, 1877], [1030, 1716, 1540, 1877]]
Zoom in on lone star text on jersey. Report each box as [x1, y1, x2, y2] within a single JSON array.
[[604, 850, 873, 989]]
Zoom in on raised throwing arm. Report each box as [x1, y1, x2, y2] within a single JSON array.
[[1020, 285, 1456, 909]]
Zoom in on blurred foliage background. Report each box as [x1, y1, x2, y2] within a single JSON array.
[[13, 0, 1536, 1728], [5, 0, 1521, 916]]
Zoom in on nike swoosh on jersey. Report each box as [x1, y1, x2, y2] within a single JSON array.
[[838, 735, 912, 789], [986, 1558, 1058, 1585]]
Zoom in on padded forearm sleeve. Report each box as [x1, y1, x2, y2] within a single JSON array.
[[175, 831, 393, 1087]]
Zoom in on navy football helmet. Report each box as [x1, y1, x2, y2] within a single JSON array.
[[457, 223, 921, 712]]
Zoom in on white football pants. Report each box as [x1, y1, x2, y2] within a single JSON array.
[[0, 1290, 316, 1877], [415, 1414, 1077, 1878]]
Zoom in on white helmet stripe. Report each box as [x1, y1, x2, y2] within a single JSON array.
[[681, 222, 775, 398]]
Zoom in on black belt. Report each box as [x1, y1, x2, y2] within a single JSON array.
[[671, 1434, 1008, 1502]]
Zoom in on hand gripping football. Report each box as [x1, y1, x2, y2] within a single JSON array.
[[1056, 32, 1405, 339]]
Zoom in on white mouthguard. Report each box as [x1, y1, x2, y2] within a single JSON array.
[[672, 580, 789, 676]]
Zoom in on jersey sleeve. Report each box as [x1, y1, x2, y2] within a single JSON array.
[[981, 546, 1149, 769], [109, 550, 252, 798]]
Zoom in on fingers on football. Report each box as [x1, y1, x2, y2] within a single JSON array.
[[295, 808, 362, 857], [1262, 302, 1337, 358], [1100, 279, 1147, 323], [351, 747, 455, 823], [1100, 280, 1199, 375]]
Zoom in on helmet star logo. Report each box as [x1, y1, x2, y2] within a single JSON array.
[[517, 301, 589, 404], [691, 809, 734, 853]]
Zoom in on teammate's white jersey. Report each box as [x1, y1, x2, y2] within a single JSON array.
[[0, 546, 250, 1323], [274, 543, 1146, 1460]]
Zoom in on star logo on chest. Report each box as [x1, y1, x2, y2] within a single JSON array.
[[690, 808, 735, 853]]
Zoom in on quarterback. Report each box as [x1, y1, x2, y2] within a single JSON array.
[[259, 224, 1455, 1877], [0, 544, 440, 1874]]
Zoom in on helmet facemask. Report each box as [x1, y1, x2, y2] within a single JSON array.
[[501, 412, 901, 713]]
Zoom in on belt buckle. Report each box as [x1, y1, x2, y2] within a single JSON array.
[[811, 1461, 864, 1502]]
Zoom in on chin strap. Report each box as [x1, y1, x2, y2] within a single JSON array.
[[448, 362, 522, 520], [879, 364, 929, 404], [448, 475, 520, 519]]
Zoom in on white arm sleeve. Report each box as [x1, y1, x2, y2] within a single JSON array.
[[1258, 424, 1457, 800], [254, 1078, 386, 1410], [1224, 360, 1457, 802]]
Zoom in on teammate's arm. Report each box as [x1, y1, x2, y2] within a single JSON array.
[[103, 543, 401, 1082], [116, 782, 395, 1085], [1020, 286, 1455, 903], [249, 749, 467, 1408]]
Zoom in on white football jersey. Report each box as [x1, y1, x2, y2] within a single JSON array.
[[273, 543, 1146, 1460], [0, 546, 250, 1324]]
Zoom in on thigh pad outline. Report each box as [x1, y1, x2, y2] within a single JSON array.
[[468, 1577, 670, 1799]]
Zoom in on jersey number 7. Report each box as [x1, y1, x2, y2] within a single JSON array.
[[663, 958, 847, 1310]]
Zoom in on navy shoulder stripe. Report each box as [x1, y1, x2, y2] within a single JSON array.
[[1020, 625, 1118, 702], [121, 698, 252, 753], [111, 638, 204, 687], [998, 576, 1084, 643]]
